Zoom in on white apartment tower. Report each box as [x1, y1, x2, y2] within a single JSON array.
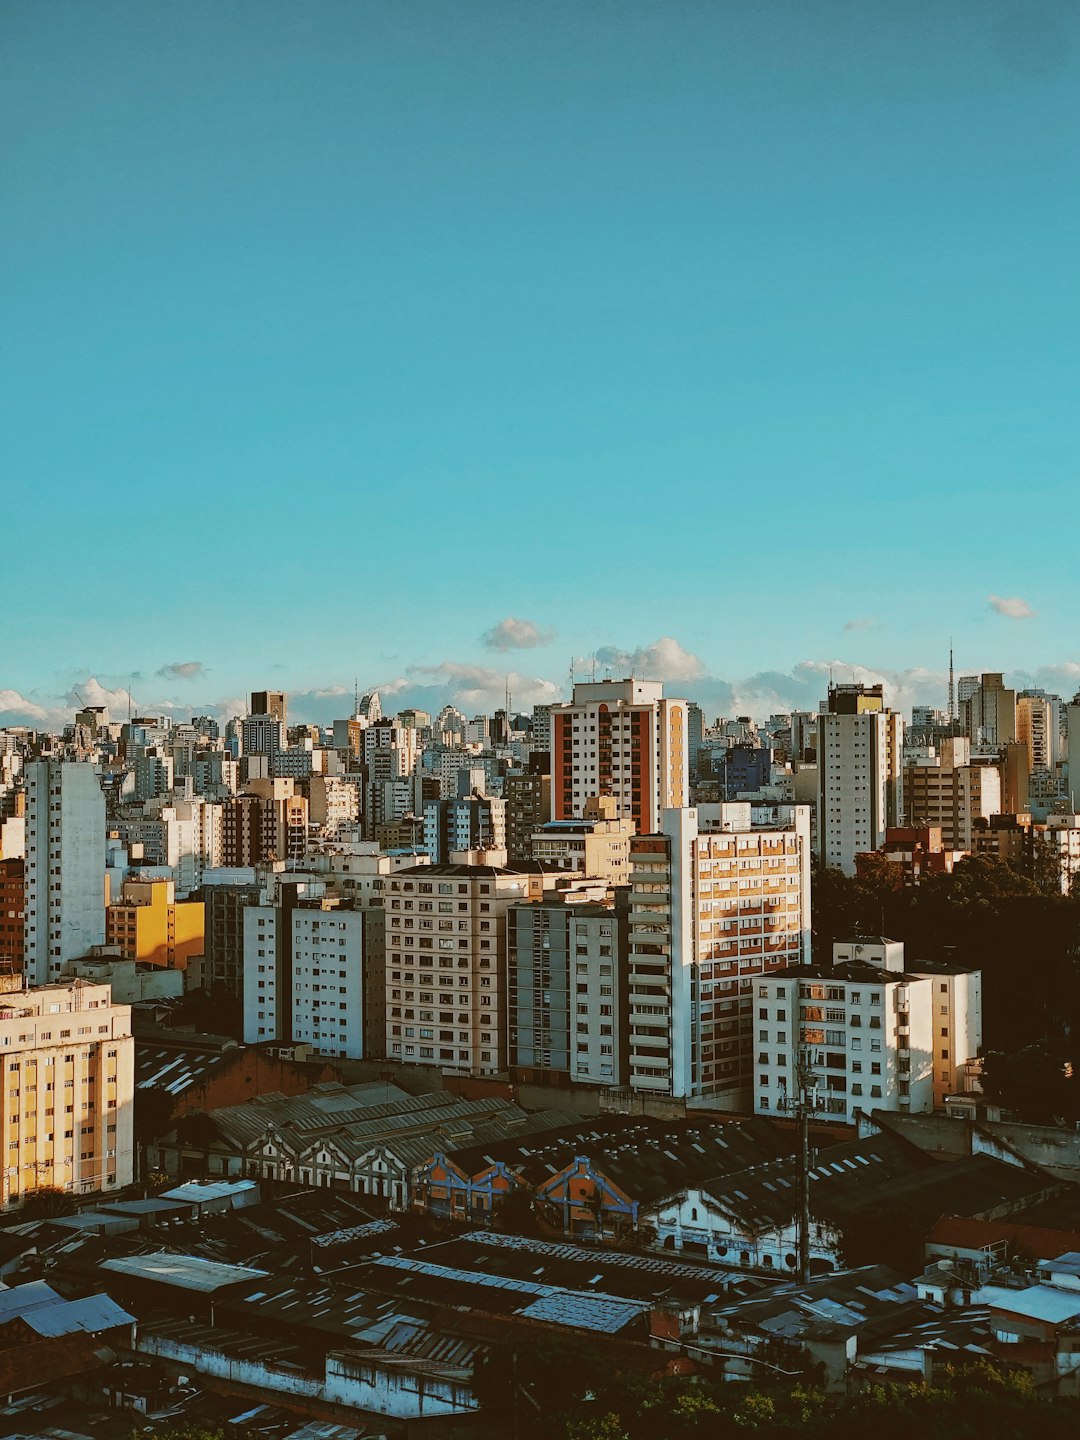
[[626, 803, 812, 1106], [549, 679, 688, 833], [754, 939, 981, 1124], [817, 684, 904, 876], [24, 760, 106, 986], [243, 880, 365, 1060]]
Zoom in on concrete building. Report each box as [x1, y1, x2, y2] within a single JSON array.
[[817, 685, 904, 876], [549, 678, 688, 833], [903, 737, 1002, 851], [961, 672, 1017, 751], [305, 774, 360, 839], [385, 863, 550, 1074], [504, 771, 551, 863], [507, 897, 625, 1086], [24, 760, 106, 987], [243, 883, 365, 1060], [625, 803, 812, 1105], [202, 867, 264, 1001], [856, 826, 966, 884], [1069, 693, 1080, 813], [529, 794, 634, 885], [0, 980, 134, 1206], [1018, 692, 1055, 773], [755, 939, 981, 1124], [62, 952, 184, 1004], [105, 877, 204, 970], [250, 691, 287, 725], [423, 790, 507, 863], [0, 858, 23, 977]]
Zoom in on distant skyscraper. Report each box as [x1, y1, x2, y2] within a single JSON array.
[[250, 690, 287, 726], [23, 760, 106, 985]]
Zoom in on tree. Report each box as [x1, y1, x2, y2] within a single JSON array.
[[19, 1185, 76, 1220], [980, 1042, 1077, 1123]]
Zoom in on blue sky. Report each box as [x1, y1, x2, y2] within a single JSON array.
[[3, 1, 1077, 727]]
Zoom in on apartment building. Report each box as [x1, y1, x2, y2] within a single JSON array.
[[529, 795, 634, 885], [0, 859, 23, 976], [384, 863, 547, 1075], [0, 980, 134, 1206], [423, 791, 507, 863], [24, 760, 106, 987], [105, 877, 204, 969], [504, 771, 552, 862], [903, 737, 1002, 851], [961, 672, 1017, 751], [549, 678, 688, 832], [507, 897, 626, 1087], [625, 803, 812, 1106], [202, 867, 264, 1001], [817, 684, 904, 876], [243, 883, 364, 1060], [754, 938, 981, 1124]]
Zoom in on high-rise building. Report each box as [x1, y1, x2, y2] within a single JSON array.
[[0, 859, 24, 976], [626, 803, 812, 1105], [817, 685, 903, 876], [960, 673, 1016, 751], [105, 877, 204, 970], [529, 795, 634, 886], [754, 940, 981, 1125], [384, 863, 550, 1074], [423, 791, 507, 863], [0, 980, 134, 1206], [903, 737, 1002, 850], [24, 760, 106, 987], [549, 679, 688, 833], [243, 881, 365, 1059], [202, 866, 263, 1002], [507, 897, 625, 1087], [250, 691, 287, 726], [1017, 691, 1055, 773], [504, 772, 552, 863], [1069, 692, 1080, 813]]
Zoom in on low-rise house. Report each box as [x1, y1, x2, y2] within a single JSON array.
[[646, 1129, 1064, 1275], [413, 1115, 790, 1237]]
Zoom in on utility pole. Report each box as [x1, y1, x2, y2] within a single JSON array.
[[782, 1053, 820, 1283]]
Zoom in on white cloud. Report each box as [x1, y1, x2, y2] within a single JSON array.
[[0, 690, 54, 726], [592, 637, 704, 683], [988, 594, 1036, 620], [843, 617, 876, 632], [157, 660, 205, 681], [481, 617, 555, 651]]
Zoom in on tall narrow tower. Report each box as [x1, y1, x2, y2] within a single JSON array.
[[947, 642, 955, 727]]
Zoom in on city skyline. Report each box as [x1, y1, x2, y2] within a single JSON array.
[[3, 634, 1080, 733]]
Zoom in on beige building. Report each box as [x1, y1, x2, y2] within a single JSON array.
[[627, 803, 812, 1105], [0, 980, 134, 1206], [961, 672, 1016, 751], [1017, 693, 1054, 773], [903, 737, 1001, 851], [549, 679, 688, 833], [384, 863, 553, 1075], [529, 795, 634, 886]]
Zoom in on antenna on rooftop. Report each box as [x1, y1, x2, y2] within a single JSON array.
[[947, 641, 955, 726]]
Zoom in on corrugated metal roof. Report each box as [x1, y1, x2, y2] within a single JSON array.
[[20, 1293, 134, 1337], [0, 1281, 62, 1321], [161, 1179, 259, 1204], [101, 1253, 269, 1292]]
